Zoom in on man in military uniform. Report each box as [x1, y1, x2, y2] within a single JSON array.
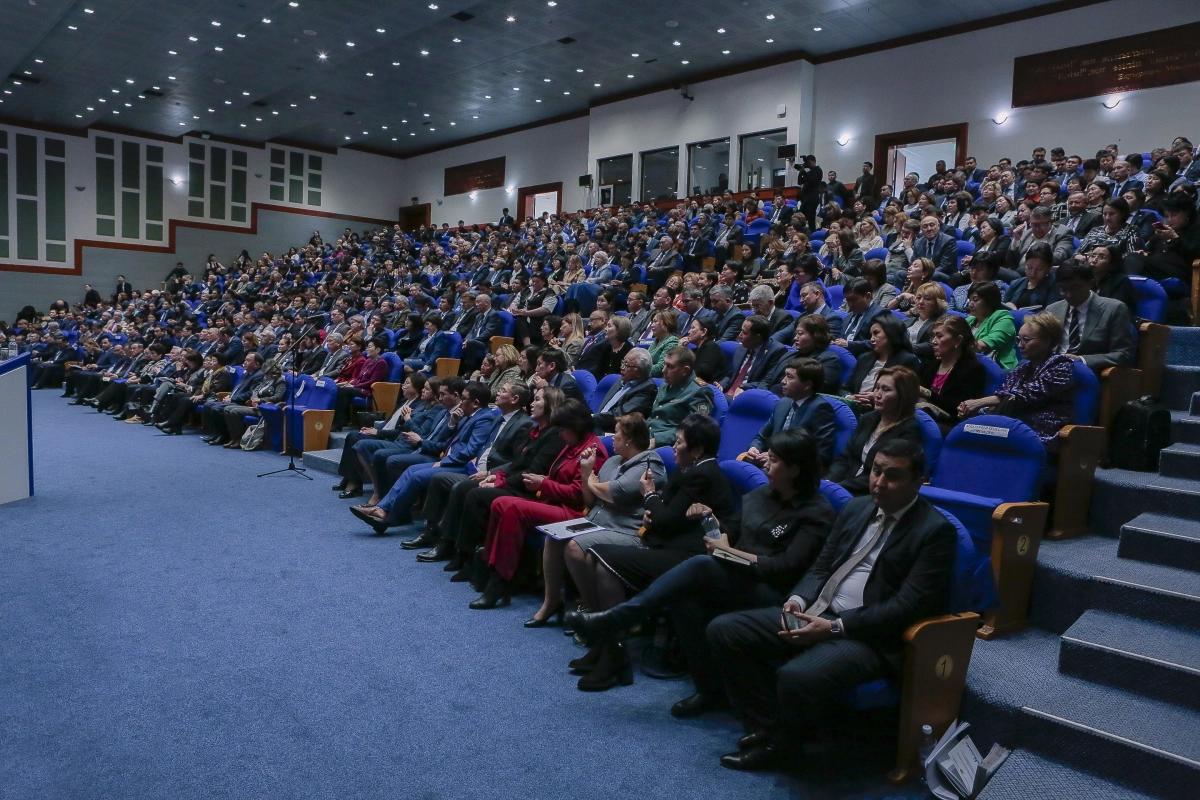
[[648, 346, 714, 447]]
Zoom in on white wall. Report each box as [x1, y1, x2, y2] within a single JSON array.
[[587, 60, 814, 201], [398, 115, 591, 227], [810, 0, 1200, 180]]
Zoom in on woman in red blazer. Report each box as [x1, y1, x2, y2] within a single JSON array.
[[331, 337, 389, 430], [469, 400, 607, 610]]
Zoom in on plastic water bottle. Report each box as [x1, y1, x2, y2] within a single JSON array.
[[701, 512, 721, 540], [917, 724, 936, 782]]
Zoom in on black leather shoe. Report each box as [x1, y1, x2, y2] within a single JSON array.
[[338, 487, 363, 499], [565, 606, 639, 640], [400, 531, 437, 550], [524, 606, 564, 628], [568, 644, 604, 674], [468, 573, 511, 609], [208, 437, 228, 446], [350, 505, 390, 535], [448, 567, 472, 583], [670, 692, 727, 719], [720, 744, 785, 771], [416, 541, 454, 562], [332, 479, 348, 491], [577, 641, 633, 692], [737, 732, 771, 751], [443, 553, 467, 572]]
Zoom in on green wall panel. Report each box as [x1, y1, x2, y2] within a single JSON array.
[[45, 159, 66, 241]]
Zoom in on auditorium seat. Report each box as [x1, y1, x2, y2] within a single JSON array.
[[718, 389, 777, 462], [284, 376, 339, 453], [572, 369, 597, 405], [1044, 360, 1107, 540], [1128, 275, 1167, 323], [590, 373, 620, 413], [865, 247, 888, 262], [718, 459, 769, 511], [976, 352, 1006, 395], [827, 344, 856, 387], [369, 352, 405, 417], [913, 409, 943, 476], [435, 332, 464, 378], [823, 395, 858, 457], [708, 382, 728, 425]]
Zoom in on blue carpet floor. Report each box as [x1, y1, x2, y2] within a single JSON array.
[[0, 392, 926, 800]]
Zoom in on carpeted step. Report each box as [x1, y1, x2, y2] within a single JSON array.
[[1059, 609, 1200, 711], [1166, 326, 1200, 367], [976, 749, 1158, 800], [1118, 513, 1200, 573], [1161, 365, 1200, 412], [1191, 392, 1200, 416], [1159, 443, 1200, 480], [1172, 411, 1200, 445], [1088, 468, 1200, 538], [300, 448, 341, 475], [326, 430, 350, 450], [1028, 535, 1200, 635], [963, 629, 1200, 800]]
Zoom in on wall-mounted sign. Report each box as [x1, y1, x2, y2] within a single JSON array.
[[444, 156, 506, 196], [1012, 23, 1200, 108]]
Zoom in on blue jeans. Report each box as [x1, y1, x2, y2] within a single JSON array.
[[378, 464, 468, 525]]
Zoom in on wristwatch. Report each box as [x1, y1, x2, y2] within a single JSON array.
[[829, 618, 844, 636]]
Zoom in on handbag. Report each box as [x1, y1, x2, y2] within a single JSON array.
[[240, 420, 267, 451]]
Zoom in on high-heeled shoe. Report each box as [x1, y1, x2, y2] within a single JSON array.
[[565, 605, 642, 640], [576, 641, 633, 691], [524, 606, 564, 628], [469, 573, 511, 609], [568, 643, 604, 673]]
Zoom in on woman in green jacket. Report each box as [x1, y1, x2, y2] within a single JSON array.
[[647, 308, 681, 378], [966, 281, 1018, 369]]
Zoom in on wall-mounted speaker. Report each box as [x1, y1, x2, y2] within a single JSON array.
[[777, 144, 797, 160], [579, 174, 593, 188]]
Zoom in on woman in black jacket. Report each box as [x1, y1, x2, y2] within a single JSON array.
[[572, 415, 734, 690], [567, 428, 836, 713], [966, 217, 1011, 279], [685, 315, 730, 385], [919, 316, 988, 435], [827, 366, 925, 495], [845, 313, 921, 404]]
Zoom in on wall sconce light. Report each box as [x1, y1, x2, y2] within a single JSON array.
[[1101, 96, 1122, 109], [992, 112, 1009, 125], [836, 135, 851, 147], [168, 178, 182, 185], [254, 173, 263, 179], [75, 186, 86, 191], [506, 185, 514, 194], [469, 191, 478, 200]]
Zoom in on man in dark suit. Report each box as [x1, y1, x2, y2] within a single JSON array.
[[413, 380, 538, 558], [458, 294, 503, 375], [1108, 160, 1143, 197], [708, 440, 957, 770], [497, 208, 515, 228], [592, 349, 657, 432], [720, 315, 790, 398], [766, 192, 795, 227], [1062, 192, 1101, 239], [681, 223, 714, 272], [531, 347, 586, 404], [708, 286, 746, 343], [784, 281, 843, 342], [115, 275, 134, 298], [215, 327, 244, 366], [1046, 262, 1136, 374], [833, 279, 886, 355], [911, 215, 958, 277], [796, 155, 823, 224], [447, 292, 480, 338], [746, 358, 837, 466], [853, 162, 876, 199], [201, 352, 265, 445], [711, 212, 744, 270], [676, 288, 713, 338], [749, 285, 795, 341]]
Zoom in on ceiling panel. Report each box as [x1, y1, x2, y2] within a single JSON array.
[[0, 0, 1073, 155]]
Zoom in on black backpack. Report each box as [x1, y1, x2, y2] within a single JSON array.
[[1108, 396, 1172, 471]]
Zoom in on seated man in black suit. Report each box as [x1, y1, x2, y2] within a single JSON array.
[[720, 314, 790, 400], [592, 348, 657, 432], [528, 347, 587, 404], [681, 223, 713, 272], [748, 284, 796, 341], [458, 293, 502, 375], [707, 440, 957, 770], [831, 278, 886, 355], [1045, 262, 1135, 374], [745, 358, 837, 467], [784, 280, 844, 343], [708, 285, 746, 343]]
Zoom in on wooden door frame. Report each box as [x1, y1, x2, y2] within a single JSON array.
[[872, 123, 969, 199], [516, 182, 563, 223], [397, 202, 431, 231]]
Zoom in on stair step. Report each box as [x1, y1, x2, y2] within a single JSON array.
[[1191, 392, 1200, 417], [977, 749, 1158, 800], [1161, 365, 1200, 412], [326, 430, 350, 450], [300, 448, 341, 475], [1171, 411, 1200, 445], [1089, 468, 1200, 538], [1059, 610, 1200, 711], [964, 629, 1200, 800], [1119, 512, 1200, 573], [1165, 326, 1200, 367], [1028, 535, 1200, 634], [1159, 443, 1200, 479]]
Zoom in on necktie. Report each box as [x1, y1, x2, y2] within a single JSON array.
[[807, 512, 895, 617], [1067, 306, 1081, 351], [728, 349, 756, 394], [476, 415, 508, 472], [783, 402, 801, 429]]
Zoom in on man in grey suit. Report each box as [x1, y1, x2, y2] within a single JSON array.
[[1045, 262, 1136, 374], [709, 286, 746, 342], [411, 380, 536, 558], [1007, 206, 1075, 274], [592, 349, 657, 432]]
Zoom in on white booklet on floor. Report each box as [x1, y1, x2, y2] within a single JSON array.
[[925, 719, 1010, 799], [536, 518, 606, 540]]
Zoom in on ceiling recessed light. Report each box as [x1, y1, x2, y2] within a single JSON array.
[[68, 25, 77, 30], [35, 59, 43, 63], [188, 36, 197, 41], [429, 3, 439, 8], [450, 121, 456, 125], [76, 114, 82, 118], [262, 18, 270, 23], [429, 127, 435, 130], [376, 28, 385, 33], [111, 88, 119, 93], [423, 113, 430, 117], [563, 91, 570, 94], [672, 40, 680, 46], [594, 82, 600, 87], [192, 114, 198, 118], [208, 108, 214, 112], [392, 137, 397, 141], [631, 53, 638, 57], [152, 86, 160, 90], [506, 15, 514, 21], [211, 20, 220, 26], [535, 99, 541, 103], [401, 119, 407, 122], [12, 81, 21, 86], [722, 50, 730, 54], [168, 50, 177, 54], [83, 7, 93, 12], [362, 131, 367, 134], [484, 95, 491, 98], [168, 76, 176, 80], [392, 61, 400, 65], [125, 102, 131, 107], [224, 100, 231, 104], [513, 87, 519, 90], [272, 110, 279, 114], [626, 74, 634, 78], [288, 1, 299, 6], [420, 49, 428, 55], [112, 110, 119, 114], [681, 60, 688, 64], [255, 117, 261, 122], [717, 27, 725, 33], [381, 125, 387, 129], [366, 72, 373, 76], [543, 78, 551, 82], [86, 106, 93, 110], [126, 78, 134, 84], [452, 37, 460, 42], [240, 123, 246, 127], [410, 132, 415, 135], [137, 94, 145, 99], [346, 42, 355, 47], [813, 27, 822, 31], [576, 68, 583, 72], [214, 46, 223, 51], [547, 0, 556, 5], [766, 13, 775, 19], [345, 135, 351, 140], [310, 95, 316, 99], [236, 33, 245, 38], [318, 53, 327, 60], [242, 91, 250, 96], [472, 115, 478, 118], [290, 103, 296, 107], [765, 38, 773, 43]]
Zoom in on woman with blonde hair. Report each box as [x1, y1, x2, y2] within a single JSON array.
[[855, 216, 884, 252], [890, 257, 938, 312], [478, 343, 522, 394], [558, 312, 587, 364]]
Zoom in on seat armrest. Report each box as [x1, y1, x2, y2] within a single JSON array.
[[301, 409, 335, 452], [435, 358, 460, 379], [1048, 425, 1106, 540], [1098, 366, 1143, 430], [1136, 322, 1169, 395], [371, 381, 401, 417], [978, 502, 1049, 640], [489, 336, 514, 353], [215, 392, 231, 401], [886, 612, 981, 784]]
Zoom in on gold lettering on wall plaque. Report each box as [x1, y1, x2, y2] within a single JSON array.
[[1012, 22, 1200, 107]]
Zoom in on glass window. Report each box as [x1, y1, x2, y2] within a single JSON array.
[[639, 147, 679, 202], [687, 139, 730, 197], [597, 155, 633, 206], [739, 129, 788, 192]]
